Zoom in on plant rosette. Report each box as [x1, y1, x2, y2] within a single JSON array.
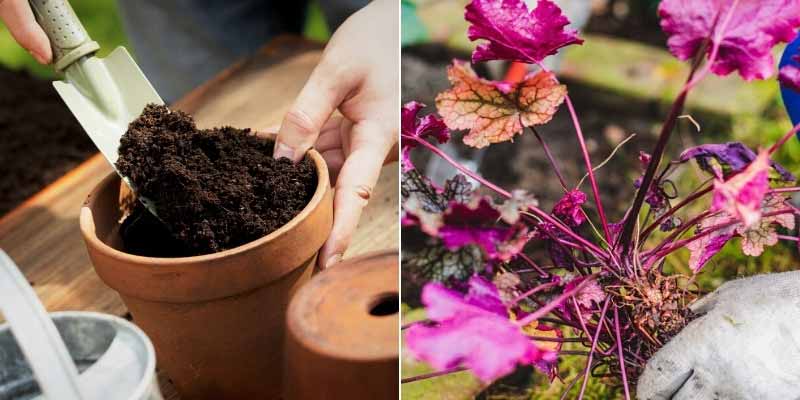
[[401, 0, 800, 397]]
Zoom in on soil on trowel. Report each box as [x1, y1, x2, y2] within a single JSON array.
[[0, 67, 95, 215], [116, 104, 317, 257]]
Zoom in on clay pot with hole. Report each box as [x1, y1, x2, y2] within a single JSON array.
[[284, 250, 399, 400], [79, 149, 332, 400]]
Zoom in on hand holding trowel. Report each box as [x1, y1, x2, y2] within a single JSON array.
[[27, 0, 163, 215]]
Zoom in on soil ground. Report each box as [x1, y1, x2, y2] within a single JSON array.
[[117, 104, 317, 256], [0, 67, 94, 215]]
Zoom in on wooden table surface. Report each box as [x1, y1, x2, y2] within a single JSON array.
[[0, 36, 398, 399]]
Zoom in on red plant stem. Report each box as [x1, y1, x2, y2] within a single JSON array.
[[512, 280, 559, 305], [518, 253, 550, 278], [614, 306, 631, 400], [528, 336, 585, 343], [405, 134, 608, 257], [647, 210, 712, 261], [571, 297, 594, 341], [401, 366, 467, 384], [564, 95, 613, 243], [516, 275, 599, 326], [578, 297, 612, 400], [768, 122, 800, 155], [539, 316, 581, 329], [771, 187, 800, 194], [778, 235, 799, 242], [618, 7, 741, 254], [531, 126, 568, 191], [650, 209, 798, 260], [561, 350, 592, 356], [640, 186, 713, 241], [619, 89, 689, 254]]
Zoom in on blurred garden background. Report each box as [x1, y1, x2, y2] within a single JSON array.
[[0, 0, 330, 215], [401, 0, 800, 398]]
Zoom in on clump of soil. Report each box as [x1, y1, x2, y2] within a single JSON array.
[[116, 104, 317, 257], [0, 67, 94, 215]]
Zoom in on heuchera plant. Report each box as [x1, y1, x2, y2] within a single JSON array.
[[401, 0, 800, 397]]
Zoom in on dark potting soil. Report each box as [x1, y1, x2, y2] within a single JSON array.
[[0, 67, 95, 215], [116, 104, 317, 257]]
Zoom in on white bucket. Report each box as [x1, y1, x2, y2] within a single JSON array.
[[0, 251, 162, 400]]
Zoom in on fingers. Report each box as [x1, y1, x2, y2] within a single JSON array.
[[274, 57, 350, 162], [321, 149, 345, 184], [0, 0, 52, 64], [318, 121, 394, 269], [315, 116, 345, 153], [636, 332, 696, 400]]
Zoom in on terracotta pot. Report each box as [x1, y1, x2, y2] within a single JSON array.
[[284, 250, 399, 400], [79, 149, 333, 400]]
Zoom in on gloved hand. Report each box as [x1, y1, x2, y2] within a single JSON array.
[[637, 271, 800, 400]]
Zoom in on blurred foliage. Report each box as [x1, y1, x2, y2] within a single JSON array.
[[1, 0, 332, 78], [0, 0, 128, 78], [303, 0, 331, 43]]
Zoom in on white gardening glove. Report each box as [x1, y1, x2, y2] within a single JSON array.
[[637, 271, 800, 400]]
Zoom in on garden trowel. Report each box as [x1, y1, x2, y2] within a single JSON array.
[[29, 0, 163, 214]]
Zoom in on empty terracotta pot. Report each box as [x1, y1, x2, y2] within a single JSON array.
[[284, 250, 399, 400], [79, 149, 332, 400]]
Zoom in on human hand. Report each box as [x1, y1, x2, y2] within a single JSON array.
[[0, 0, 52, 64], [273, 0, 398, 269], [637, 271, 800, 400]]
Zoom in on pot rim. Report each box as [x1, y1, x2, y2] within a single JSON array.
[[80, 145, 330, 266]]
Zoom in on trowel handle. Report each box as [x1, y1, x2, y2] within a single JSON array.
[[28, 0, 99, 72]]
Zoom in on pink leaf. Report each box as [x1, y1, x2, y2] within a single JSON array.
[[405, 279, 555, 382], [736, 194, 796, 256], [466, 0, 583, 64], [687, 214, 735, 272], [436, 61, 566, 148], [711, 150, 771, 228], [658, 0, 800, 80]]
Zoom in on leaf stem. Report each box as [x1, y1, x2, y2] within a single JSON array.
[[401, 367, 467, 384], [531, 126, 569, 191], [516, 275, 599, 326], [578, 297, 611, 400], [614, 306, 631, 400], [564, 95, 613, 244], [405, 134, 608, 257]]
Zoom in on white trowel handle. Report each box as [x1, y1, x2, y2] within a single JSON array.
[[28, 0, 99, 72]]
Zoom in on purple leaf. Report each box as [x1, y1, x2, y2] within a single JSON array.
[[680, 142, 795, 181], [658, 0, 800, 81], [438, 197, 530, 261], [401, 101, 450, 172], [465, 0, 583, 64]]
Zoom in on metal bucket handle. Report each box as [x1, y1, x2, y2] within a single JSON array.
[[0, 250, 86, 399]]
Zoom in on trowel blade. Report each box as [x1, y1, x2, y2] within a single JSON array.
[[54, 46, 163, 216], [52, 46, 163, 167]]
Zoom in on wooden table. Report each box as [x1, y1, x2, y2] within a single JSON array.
[[0, 36, 398, 399]]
